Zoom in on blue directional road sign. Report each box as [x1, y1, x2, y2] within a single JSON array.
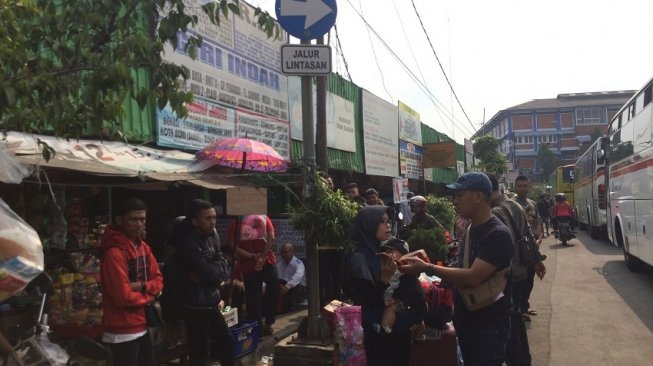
[[275, 0, 337, 40]]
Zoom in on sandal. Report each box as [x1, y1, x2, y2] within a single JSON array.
[[527, 309, 538, 316]]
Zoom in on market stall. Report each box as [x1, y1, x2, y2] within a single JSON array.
[[0, 132, 258, 362]]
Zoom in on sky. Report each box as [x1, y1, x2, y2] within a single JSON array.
[[253, 0, 653, 143]]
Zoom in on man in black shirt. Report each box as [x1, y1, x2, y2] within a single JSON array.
[[401, 172, 513, 365]]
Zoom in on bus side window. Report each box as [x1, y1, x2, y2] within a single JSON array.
[[644, 85, 652, 107]]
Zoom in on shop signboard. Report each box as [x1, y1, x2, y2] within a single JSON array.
[[157, 0, 289, 150], [399, 140, 423, 180], [422, 141, 457, 168], [287, 76, 356, 152], [362, 90, 399, 177], [398, 101, 422, 146], [226, 187, 268, 216]]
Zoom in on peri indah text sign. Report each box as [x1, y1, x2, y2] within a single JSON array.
[[281, 44, 331, 75]]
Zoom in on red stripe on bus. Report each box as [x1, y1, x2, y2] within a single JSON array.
[[575, 169, 605, 189], [610, 158, 653, 178]]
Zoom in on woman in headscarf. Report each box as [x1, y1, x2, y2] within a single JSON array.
[[348, 205, 411, 366]]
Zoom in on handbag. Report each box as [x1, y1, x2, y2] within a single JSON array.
[[457, 226, 510, 311]]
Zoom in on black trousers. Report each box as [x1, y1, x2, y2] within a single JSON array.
[[184, 307, 235, 366], [506, 280, 532, 366], [521, 267, 535, 313], [363, 327, 411, 366], [243, 263, 278, 326], [107, 331, 155, 366]]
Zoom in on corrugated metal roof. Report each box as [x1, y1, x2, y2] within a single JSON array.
[[121, 68, 155, 143]]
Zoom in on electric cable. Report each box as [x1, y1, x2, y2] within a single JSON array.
[[343, 0, 474, 137], [410, 0, 475, 132], [358, 0, 393, 102], [334, 24, 353, 82]]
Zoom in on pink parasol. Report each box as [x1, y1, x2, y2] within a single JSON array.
[[195, 137, 287, 172]]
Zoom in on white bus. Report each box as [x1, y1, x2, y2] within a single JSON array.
[[606, 76, 653, 272], [574, 137, 609, 240]]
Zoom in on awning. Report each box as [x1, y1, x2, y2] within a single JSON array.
[[1, 132, 245, 190]]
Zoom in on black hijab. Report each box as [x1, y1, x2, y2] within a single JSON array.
[[349, 205, 391, 254]]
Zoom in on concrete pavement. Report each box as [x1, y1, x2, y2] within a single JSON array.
[[528, 231, 653, 365]]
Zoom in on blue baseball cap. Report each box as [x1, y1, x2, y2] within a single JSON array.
[[446, 172, 492, 197]]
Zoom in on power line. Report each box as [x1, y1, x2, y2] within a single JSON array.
[[358, 0, 393, 102], [333, 24, 353, 82], [343, 0, 475, 137], [391, 0, 427, 86], [410, 0, 476, 132]]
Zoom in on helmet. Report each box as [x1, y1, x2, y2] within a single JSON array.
[[409, 195, 427, 206], [554, 193, 566, 202]]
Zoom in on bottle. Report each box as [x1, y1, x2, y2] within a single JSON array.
[[59, 273, 74, 313], [72, 273, 87, 310], [85, 276, 101, 307]]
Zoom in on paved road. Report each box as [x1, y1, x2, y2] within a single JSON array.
[[528, 230, 653, 366]]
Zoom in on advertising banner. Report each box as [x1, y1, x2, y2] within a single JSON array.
[[362, 91, 399, 177], [398, 101, 422, 146], [158, 98, 236, 150], [157, 0, 288, 150], [288, 77, 356, 152], [235, 110, 290, 160], [400, 140, 423, 180]]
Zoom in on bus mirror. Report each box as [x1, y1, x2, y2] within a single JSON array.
[[597, 149, 606, 163]]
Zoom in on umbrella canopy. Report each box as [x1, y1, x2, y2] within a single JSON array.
[[195, 137, 288, 172]]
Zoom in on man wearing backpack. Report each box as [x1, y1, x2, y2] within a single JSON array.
[[488, 174, 545, 366], [177, 199, 233, 366]]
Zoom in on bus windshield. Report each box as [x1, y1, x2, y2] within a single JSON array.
[[562, 166, 574, 183]]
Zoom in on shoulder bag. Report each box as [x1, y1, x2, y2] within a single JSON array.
[[457, 226, 510, 311]]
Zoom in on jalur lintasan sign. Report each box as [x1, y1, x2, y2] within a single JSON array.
[[281, 44, 331, 75]]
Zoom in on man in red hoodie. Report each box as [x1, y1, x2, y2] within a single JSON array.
[[100, 198, 163, 366]]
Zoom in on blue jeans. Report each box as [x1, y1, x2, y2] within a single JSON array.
[[455, 326, 510, 366]]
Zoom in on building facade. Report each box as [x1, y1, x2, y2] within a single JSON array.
[[475, 91, 635, 181]]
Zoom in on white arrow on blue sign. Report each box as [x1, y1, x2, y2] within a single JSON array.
[[275, 0, 337, 40]]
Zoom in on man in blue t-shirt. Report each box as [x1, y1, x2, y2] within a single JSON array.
[[401, 172, 514, 365]]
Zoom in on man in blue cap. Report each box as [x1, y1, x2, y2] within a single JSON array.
[[400, 172, 514, 365]]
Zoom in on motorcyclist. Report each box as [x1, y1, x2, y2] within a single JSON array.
[[551, 193, 574, 237], [408, 196, 437, 231]]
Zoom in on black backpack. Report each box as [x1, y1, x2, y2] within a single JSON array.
[[160, 244, 184, 321]]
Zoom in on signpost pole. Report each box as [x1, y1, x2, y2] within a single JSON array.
[[298, 38, 330, 343]]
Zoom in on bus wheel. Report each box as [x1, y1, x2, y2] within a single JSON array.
[[589, 212, 601, 240]]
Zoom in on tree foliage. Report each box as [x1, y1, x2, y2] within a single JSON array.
[[0, 0, 276, 140], [425, 195, 456, 232], [289, 170, 359, 249], [536, 143, 557, 181], [473, 135, 508, 176]]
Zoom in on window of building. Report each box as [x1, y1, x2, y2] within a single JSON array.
[[644, 84, 652, 107], [575, 107, 608, 125]]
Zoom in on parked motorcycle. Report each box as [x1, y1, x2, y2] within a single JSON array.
[[5, 273, 109, 366]]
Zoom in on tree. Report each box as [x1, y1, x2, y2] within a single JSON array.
[[473, 135, 508, 176], [0, 0, 276, 144], [536, 143, 557, 181]]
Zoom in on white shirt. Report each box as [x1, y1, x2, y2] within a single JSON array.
[[102, 330, 147, 344], [276, 256, 306, 289]]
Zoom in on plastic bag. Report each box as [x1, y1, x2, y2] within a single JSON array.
[[0, 147, 32, 184], [0, 198, 44, 301]]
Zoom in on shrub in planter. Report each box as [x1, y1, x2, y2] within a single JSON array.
[[406, 227, 449, 264], [426, 195, 456, 232]]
